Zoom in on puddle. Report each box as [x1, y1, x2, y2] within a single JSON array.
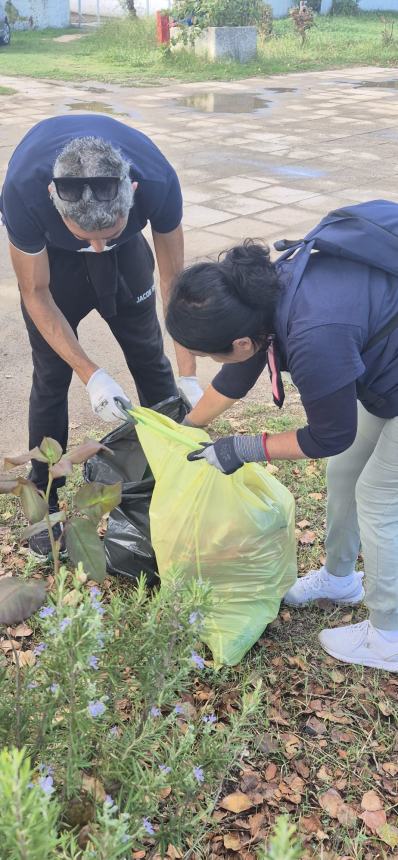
[[269, 165, 327, 178], [178, 92, 270, 113], [66, 100, 128, 116], [354, 79, 398, 89]]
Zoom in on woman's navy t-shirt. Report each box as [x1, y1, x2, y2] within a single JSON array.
[[0, 114, 183, 253], [212, 252, 398, 458]]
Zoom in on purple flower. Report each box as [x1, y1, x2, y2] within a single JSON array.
[[39, 606, 55, 619], [88, 700, 106, 718], [88, 655, 99, 670], [59, 618, 71, 633], [191, 651, 205, 670], [50, 683, 59, 695], [90, 586, 102, 598], [91, 599, 105, 616], [159, 764, 172, 774], [27, 681, 39, 690], [193, 766, 204, 784], [97, 635, 105, 649], [39, 775, 54, 795], [33, 643, 47, 656], [104, 794, 114, 805], [189, 611, 200, 625], [174, 704, 184, 715], [38, 764, 54, 775], [150, 706, 161, 718], [109, 725, 118, 737], [142, 818, 155, 836], [202, 714, 217, 724]]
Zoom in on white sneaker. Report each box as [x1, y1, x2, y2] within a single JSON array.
[[283, 566, 364, 607], [319, 620, 398, 671]]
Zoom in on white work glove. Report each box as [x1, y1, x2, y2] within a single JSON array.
[[177, 376, 204, 408], [86, 368, 131, 423]]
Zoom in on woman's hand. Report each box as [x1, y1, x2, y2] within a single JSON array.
[[187, 434, 266, 474]]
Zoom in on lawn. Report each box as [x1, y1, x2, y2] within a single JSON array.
[[0, 12, 397, 85], [0, 397, 397, 859]]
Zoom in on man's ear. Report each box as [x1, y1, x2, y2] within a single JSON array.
[[131, 181, 138, 192]]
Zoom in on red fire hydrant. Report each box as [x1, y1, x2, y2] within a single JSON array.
[[156, 11, 170, 44]]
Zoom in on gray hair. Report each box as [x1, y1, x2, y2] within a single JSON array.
[[50, 136, 134, 231]]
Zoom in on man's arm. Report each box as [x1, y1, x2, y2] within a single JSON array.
[[9, 243, 98, 383], [152, 224, 196, 377]]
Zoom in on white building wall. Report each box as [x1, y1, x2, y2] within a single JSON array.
[[69, 0, 398, 21], [10, 0, 70, 27], [358, 0, 398, 9], [69, 0, 171, 15]]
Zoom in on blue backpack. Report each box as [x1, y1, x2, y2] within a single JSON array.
[[275, 199, 398, 351]]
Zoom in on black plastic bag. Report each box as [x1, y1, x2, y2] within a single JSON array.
[[84, 396, 188, 585]]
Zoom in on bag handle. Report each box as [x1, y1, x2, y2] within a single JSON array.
[[114, 397, 201, 452]]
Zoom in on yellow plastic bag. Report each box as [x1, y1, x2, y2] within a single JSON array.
[[133, 407, 297, 667]]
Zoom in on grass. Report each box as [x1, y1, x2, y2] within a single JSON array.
[[1, 396, 397, 858], [0, 84, 16, 94], [0, 12, 397, 85]]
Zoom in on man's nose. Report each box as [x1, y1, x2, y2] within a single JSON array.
[[90, 240, 107, 253]]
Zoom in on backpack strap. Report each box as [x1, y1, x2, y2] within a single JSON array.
[[365, 310, 398, 351]]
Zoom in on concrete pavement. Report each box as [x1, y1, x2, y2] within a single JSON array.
[[1, 67, 398, 453]]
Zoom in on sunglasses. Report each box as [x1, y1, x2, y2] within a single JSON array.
[[52, 176, 121, 203]]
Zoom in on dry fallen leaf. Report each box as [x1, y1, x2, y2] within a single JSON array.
[[361, 789, 383, 811], [359, 809, 387, 834], [81, 775, 106, 803], [265, 763, 277, 781], [378, 700, 393, 717], [299, 814, 322, 834], [13, 649, 36, 667], [219, 792, 255, 813], [317, 788, 341, 814], [8, 623, 32, 637], [382, 762, 398, 777], [1, 638, 21, 653], [330, 670, 345, 684], [223, 833, 241, 851], [166, 844, 182, 859], [377, 823, 398, 848], [248, 812, 265, 838], [309, 492, 323, 500], [319, 788, 357, 828], [299, 530, 316, 545], [62, 589, 81, 607], [297, 519, 311, 529]]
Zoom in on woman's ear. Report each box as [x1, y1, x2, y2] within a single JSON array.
[[231, 337, 258, 360], [233, 337, 254, 352]]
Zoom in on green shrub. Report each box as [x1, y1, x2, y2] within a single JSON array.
[[171, 0, 269, 28], [331, 0, 359, 15], [0, 568, 261, 857]]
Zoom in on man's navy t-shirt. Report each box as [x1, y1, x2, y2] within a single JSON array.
[[0, 114, 183, 253]]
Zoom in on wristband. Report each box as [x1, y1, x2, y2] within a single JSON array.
[[262, 432, 272, 463]]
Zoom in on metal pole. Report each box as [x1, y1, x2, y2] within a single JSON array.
[[78, 0, 82, 28]]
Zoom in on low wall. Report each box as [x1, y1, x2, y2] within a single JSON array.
[[6, 0, 69, 27]]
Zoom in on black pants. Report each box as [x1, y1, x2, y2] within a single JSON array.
[[22, 236, 177, 503]]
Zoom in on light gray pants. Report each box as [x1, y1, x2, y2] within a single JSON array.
[[326, 402, 398, 630]]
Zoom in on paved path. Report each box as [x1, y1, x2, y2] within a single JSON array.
[[1, 67, 398, 453]]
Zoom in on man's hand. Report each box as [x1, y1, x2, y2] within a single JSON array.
[[86, 369, 132, 423], [177, 375, 204, 408], [187, 434, 267, 475]]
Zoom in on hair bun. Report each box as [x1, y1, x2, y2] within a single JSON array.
[[221, 240, 275, 308]]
